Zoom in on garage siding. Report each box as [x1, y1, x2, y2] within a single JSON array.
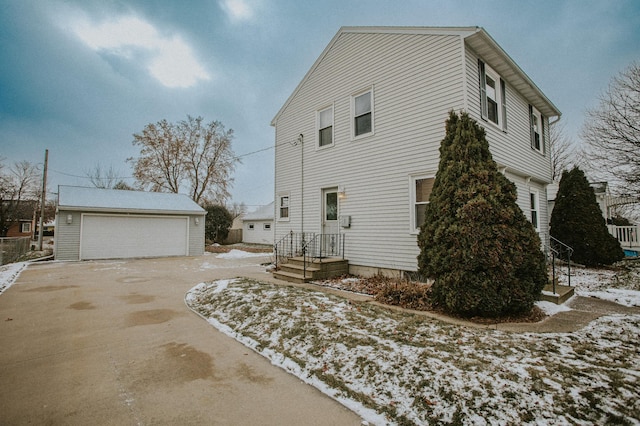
[[55, 210, 82, 261], [188, 216, 205, 256]]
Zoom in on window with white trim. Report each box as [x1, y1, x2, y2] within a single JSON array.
[[529, 105, 544, 154], [478, 60, 507, 130], [411, 175, 435, 232], [530, 190, 539, 231], [248, 223, 255, 230], [263, 223, 271, 230], [317, 106, 333, 148], [21, 222, 31, 233], [352, 89, 373, 138], [278, 194, 290, 220]]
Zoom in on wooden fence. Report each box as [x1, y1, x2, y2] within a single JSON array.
[[0, 237, 31, 265]]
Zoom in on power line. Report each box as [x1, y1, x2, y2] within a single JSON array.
[[47, 139, 295, 181]]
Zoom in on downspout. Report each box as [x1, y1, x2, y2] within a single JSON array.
[[546, 114, 562, 252], [299, 134, 304, 236]]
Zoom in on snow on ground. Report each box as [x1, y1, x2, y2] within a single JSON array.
[[555, 261, 640, 306], [215, 249, 272, 260], [186, 262, 640, 425], [187, 278, 640, 425], [0, 262, 27, 295]]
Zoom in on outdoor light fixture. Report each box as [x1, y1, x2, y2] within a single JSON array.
[[338, 185, 346, 198], [66, 214, 73, 224], [194, 217, 200, 225]]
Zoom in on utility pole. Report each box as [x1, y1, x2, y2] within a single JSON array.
[[38, 149, 48, 251]]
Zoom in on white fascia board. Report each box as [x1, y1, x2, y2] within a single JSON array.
[[464, 28, 561, 119]]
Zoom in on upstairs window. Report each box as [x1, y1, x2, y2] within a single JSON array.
[[411, 175, 435, 232], [479, 60, 507, 131], [21, 222, 32, 233], [248, 223, 255, 230], [352, 89, 373, 138], [529, 105, 544, 154], [317, 106, 333, 148]]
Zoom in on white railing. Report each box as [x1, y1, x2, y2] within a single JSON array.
[[608, 225, 639, 248]]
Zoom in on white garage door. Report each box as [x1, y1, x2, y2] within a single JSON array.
[[80, 214, 189, 260]]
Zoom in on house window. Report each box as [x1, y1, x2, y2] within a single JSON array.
[[411, 176, 435, 232], [21, 222, 32, 233], [263, 223, 271, 230], [530, 190, 539, 231], [478, 60, 507, 130], [352, 89, 373, 138], [529, 105, 544, 153], [279, 195, 289, 220], [317, 106, 333, 148], [248, 223, 255, 230]]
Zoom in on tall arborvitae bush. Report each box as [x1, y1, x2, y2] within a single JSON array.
[[418, 111, 548, 318], [550, 167, 624, 266]]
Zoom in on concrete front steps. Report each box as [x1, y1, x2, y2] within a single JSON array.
[[540, 284, 575, 305], [273, 257, 348, 284]]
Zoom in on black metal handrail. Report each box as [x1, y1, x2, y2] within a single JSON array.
[[549, 236, 574, 293], [301, 233, 345, 278], [273, 231, 314, 269], [274, 232, 345, 275]]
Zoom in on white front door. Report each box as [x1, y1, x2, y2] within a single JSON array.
[[322, 187, 339, 235]]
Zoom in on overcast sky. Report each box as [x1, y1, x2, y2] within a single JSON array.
[[2, 0, 639, 209]]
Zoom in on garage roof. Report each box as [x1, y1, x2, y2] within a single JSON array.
[[243, 202, 274, 221], [58, 186, 206, 215]]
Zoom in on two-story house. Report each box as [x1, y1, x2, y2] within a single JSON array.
[[271, 26, 561, 278]]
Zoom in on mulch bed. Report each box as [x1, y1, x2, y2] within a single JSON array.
[[314, 274, 547, 324]]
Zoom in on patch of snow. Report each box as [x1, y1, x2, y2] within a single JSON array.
[[535, 300, 572, 316], [578, 289, 640, 307], [0, 262, 27, 295], [216, 249, 272, 259]]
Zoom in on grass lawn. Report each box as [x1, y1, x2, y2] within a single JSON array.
[[186, 267, 640, 426]]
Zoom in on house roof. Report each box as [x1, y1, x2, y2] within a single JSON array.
[[271, 26, 561, 126], [57, 186, 206, 215], [243, 202, 274, 221]]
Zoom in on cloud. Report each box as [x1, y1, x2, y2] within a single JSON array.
[[68, 14, 210, 88], [220, 0, 255, 22]]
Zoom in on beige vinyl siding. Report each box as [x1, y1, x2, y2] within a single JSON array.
[[464, 45, 552, 247], [54, 210, 81, 261], [188, 215, 205, 256], [274, 32, 465, 271], [464, 46, 552, 184]]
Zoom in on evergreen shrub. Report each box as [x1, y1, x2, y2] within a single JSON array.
[[417, 111, 547, 318], [550, 167, 624, 266]]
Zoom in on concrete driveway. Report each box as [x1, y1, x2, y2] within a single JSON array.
[[0, 255, 362, 425]]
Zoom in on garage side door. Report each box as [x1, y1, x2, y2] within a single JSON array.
[[80, 214, 189, 260]]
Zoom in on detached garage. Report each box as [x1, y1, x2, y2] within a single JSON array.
[[55, 186, 206, 261]]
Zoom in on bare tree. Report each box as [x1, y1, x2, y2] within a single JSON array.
[[227, 202, 247, 220], [85, 163, 121, 189], [0, 159, 39, 236], [581, 61, 640, 198], [128, 116, 237, 204], [549, 121, 575, 182]]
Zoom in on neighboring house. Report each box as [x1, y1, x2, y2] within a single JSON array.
[[2, 200, 37, 238], [242, 202, 274, 245], [271, 26, 561, 277], [55, 186, 206, 261]]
